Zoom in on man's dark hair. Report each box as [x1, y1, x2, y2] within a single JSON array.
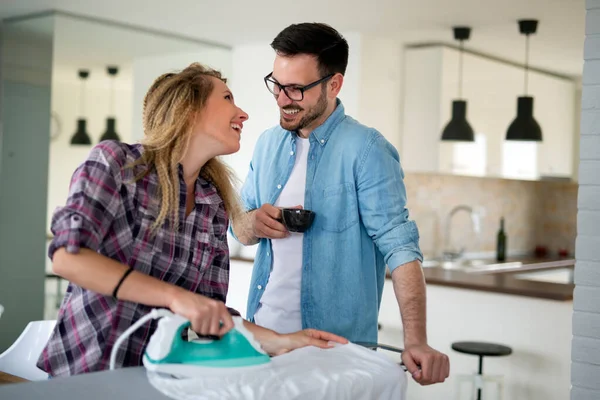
[[271, 22, 349, 78]]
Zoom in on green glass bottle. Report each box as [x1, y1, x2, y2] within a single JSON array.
[[496, 217, 507, 262]]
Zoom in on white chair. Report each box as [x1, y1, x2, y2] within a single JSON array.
[[0, 320, 56, 381]]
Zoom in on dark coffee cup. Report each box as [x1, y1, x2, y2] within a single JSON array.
[[281, 208, 315, 233]]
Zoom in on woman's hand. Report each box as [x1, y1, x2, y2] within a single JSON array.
[[261, 329, 349, 356], [168, 289, 234, 337]]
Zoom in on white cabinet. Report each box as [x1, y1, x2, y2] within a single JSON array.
[[529, 72, 576, 179], [400, 45, 577, 181]]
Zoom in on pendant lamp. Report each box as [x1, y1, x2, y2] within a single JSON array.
[[100, 66, 121, 142], [506, 20, 542, 141], [441, 26, 474, 142], [70, 69, 92, 145]]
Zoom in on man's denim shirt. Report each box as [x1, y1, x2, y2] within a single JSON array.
[[231, 100, 423, 343]]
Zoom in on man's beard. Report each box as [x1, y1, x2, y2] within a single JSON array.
[[280, 87, 328, 132]]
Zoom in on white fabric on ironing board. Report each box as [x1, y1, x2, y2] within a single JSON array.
[[146, 342, 406, 400]]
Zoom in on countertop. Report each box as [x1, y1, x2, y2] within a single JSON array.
[[386, 255, 576, 301]]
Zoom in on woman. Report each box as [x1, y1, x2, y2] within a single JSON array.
[[38, 63, 346, 377]]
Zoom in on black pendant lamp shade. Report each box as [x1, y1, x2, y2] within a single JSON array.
[[100, 66, 121, 142], [506, 96, 542, 141], [100, 117, 119, 141], [441, 27, 474, 142], [506, 19, 542, 141], [71, 118, 92, 145], [70, 69, 92, 145], [442, 100, 474, 141]]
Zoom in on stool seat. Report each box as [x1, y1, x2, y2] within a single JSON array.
[[451, 341, 512, 357]]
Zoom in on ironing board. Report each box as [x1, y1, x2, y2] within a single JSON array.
[[0, 367, 172, 400], [146, 342, 407, 400], [0, 344, 407, 400]]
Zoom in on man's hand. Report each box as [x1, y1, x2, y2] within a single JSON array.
[[253, 204, 288, 239], [254, 204, 302, 239], [402, 344, 450, 385]]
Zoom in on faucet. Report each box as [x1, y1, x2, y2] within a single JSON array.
[[443, 205, 481, 261]]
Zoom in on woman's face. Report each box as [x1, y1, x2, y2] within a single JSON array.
[[191, 77, 249, 156]]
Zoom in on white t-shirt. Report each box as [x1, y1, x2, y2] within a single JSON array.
[[254, 136, 309, 334]]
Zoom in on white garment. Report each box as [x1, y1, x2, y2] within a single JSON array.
[[146, 342, 407, 400], [254, 136, 309, 334]]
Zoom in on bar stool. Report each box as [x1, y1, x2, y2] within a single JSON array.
[[452, 341, 512, 400]]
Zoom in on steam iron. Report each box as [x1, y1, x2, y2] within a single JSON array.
[[110, 309, 271, 378]]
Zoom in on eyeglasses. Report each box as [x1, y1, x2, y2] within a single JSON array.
[[264, 72, 334, 101]]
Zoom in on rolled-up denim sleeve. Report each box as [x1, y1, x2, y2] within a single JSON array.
[[48, 142, 123, 259], [356, 132, 423, 273]]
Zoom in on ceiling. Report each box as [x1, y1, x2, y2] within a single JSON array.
[[0, 0, 587, 77]]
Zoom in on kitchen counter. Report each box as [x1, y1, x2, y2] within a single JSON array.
[[385, 255, 575, 301]]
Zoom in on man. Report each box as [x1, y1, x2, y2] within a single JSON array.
[[231, 22, 449, 385]]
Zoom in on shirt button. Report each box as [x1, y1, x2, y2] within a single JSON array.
[[257, 285, 263, 290], [290, 151, 294, 155], [320, 139, 325, 144], [277, 184, 282, 189], [267, 252, 270, 256]]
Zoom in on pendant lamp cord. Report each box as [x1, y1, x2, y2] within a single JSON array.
[[79, 78, 86, 118], [110, 75, 115, 118], [458, 40, 464, 99], [524, 34, 530, 95]]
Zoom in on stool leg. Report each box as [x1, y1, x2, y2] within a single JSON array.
[[477, 356, 483, 400]]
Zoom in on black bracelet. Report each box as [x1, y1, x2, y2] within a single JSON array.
[[112, 267, 134, 299]]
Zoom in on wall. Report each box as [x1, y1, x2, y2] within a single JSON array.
[[404, 172, 578, 258], [571, 1, 600, 398], [0, 16, 54, 351], [358, 35, 403, 150]]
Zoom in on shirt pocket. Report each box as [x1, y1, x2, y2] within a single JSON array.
[[319, 182, 359, 232]]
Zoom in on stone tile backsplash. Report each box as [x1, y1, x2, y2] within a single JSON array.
[[403, 173, 578, 259]]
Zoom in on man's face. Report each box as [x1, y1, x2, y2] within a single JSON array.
[[270, 53, 329, 133]]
